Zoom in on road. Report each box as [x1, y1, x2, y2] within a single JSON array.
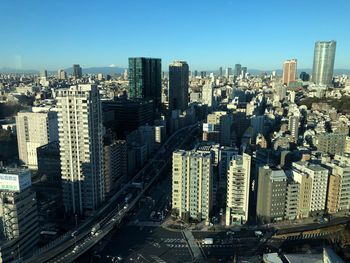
[[24, 122, 200, 263]]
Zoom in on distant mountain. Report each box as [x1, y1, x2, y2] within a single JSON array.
[[63, 66, 126, 75], [0, 68, 39, 74], [0, 66, 126, 75]]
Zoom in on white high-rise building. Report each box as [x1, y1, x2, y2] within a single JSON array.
[[16, 108, 58, 169], [225, 153, 251, 225], [288, 115, 300, 143], [56, 84, 104, 215], [172, 149, 213, 222], [202, 81, 214, 108]]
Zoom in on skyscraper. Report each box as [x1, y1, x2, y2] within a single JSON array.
[[312, 40, 336, 85], [57, 84, 104, 215], [225, 154, 251, 225], [282, 59, 297, 85], [128, 57, 162, 110], [172, 149, 213, 222], [73, 64, 82, 79], [168, 61, 189, 112], [219, 67, 223, 77], [241, 67, 247, 79], [234, 64, 241, 77], [16, 108, 58, 169], [225, 67, 232, 78]]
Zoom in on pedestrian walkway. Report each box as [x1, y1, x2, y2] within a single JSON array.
[[182, 230, 207, 263]]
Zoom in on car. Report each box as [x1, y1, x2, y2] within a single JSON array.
[[226, 231, 235, 236]]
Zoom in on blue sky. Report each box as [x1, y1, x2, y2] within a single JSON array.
[[1, 0, 349, 70]]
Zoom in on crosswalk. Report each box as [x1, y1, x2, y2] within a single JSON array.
[[286, 232, 328, 240]]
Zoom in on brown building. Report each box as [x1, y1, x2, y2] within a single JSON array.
[[327, 174, 341, 214], [282, 59, 297, 85]]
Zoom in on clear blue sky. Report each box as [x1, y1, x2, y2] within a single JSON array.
[[1, 0, 349, 71]]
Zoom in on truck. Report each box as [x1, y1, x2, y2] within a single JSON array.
[[91, 223, 101, 235], [202, 238, 214, 245], [124, 193, 133, 203]]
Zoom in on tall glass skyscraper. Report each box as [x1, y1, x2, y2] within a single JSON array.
[[168, 61, 189, 111], [312, 41, 336, 85], [128, 57, 162, 110]]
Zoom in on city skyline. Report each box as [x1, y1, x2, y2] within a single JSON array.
[[1, 0, 350, 70]]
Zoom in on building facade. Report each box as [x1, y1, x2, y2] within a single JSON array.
[[256, 166, 287, 223], [0, 168, 39, 262], [168, 61, 189, 112], [225, 153, 251, 225], [16, 108, 58, 169], [128, 57, 162, 110], [172, 150, 213, 222], [57, 84, 104, 215], [312, 40, 336, 85], [282, 59, 297, 85]]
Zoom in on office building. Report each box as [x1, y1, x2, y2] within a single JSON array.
[[102, 98, 154, 137], [56, 84, 104, 215], [104, 140, 127, 194], [300, 71, 310, 81], [172, 149, 213, 222], [256, 166, 287, 223], [16, 108, 58, 169], [73, 64, 82, 79], [316, 132, 347, 156], [203, 111, 232, 146], [168, 61, 189, 112], [128, 57, 162, 110], [292, 162, 329, 216], [282, 59, 297, 85], [241, 67, 247, 78], [57, 69, 67, 80], [225, 153, 251, 225], [225, 67, 232, 78], [0, 168, 39, 262], [219, 67, 223, 77], [312, 41, 336, 85], [37, 141, 61, 184], [234, 64, 241, 77]]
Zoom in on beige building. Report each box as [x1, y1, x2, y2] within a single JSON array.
[[172, 149, 213, 222], [16, 108, 58, 169], [292, 162, 329, 217], [325, 156, 350, 213], [225, 153, 251, 225]]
